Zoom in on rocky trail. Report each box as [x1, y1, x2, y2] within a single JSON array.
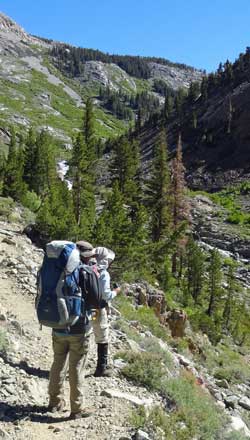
[[0, 224, 160, 440]]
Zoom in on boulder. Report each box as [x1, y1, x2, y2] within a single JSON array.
[[239, 396, 250, 411], [166, 309, 187, 337]]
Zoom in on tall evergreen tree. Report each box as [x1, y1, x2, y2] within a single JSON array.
[[3, 130, 27, 201], [147, 129, 172, 242], [95, 180, 132, 257], [32, 130, 56, 196], [37, 179, 77, 241], [186, 238, 205, 304], [207, 249, 222, 317], [222, 262, 238, 331], [171, 134, 190, 274], [71, 133, 95, 239], [23, 128, 37, 190]]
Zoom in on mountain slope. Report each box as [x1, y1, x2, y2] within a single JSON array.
[[0, 12, 203, 149], [139, 49, 250, 190]]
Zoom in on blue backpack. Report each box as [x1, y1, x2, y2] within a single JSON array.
[[36, 241, 83, 329]]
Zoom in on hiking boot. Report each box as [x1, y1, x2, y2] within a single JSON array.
[[69, 407, 94, 419], [47, 399, 66, 413], [94, 343, 112, 377], [94, 365, 113, 377]]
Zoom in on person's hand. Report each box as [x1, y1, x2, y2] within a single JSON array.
[[114, 287, 121, 294]]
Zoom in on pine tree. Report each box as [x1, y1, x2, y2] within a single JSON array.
[[147, 129, 172, 242], [186, 238, 205, 304], [71, 133, 95, 240], [23, 128, 37, 190], [163, 93, 173, 120], [207, 249, 222, 317], [222, 262, 240, 331], [37, 179, 77, 241], [32, 130, 56, 196], [171, 133, 190, 274], [95, 180, 132, 257], [3, 130, 27, 201]]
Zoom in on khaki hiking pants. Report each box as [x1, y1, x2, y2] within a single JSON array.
[[92, 308, 109, 344], [48, 333, 89, 413]]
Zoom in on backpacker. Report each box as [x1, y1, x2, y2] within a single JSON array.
[[36, 241, 83, 329]]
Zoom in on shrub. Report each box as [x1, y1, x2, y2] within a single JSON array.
[[21, 191, 41, 212], [114, 295, 169, 341], [189, 310, 222, 345], [131, 373, 227, 440], [161, 372, 226, 440], [117, 350, 167, 390], [0, 196, 14, 219]]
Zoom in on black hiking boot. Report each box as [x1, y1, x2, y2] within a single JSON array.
[[93, 343, 112, 377]]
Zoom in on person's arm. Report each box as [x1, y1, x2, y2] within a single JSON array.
[[101, 271, 120, 302]]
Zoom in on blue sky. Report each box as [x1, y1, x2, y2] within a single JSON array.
[[1, 0, 250, 72]]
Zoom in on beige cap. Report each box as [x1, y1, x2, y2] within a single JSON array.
[[76, 240, 96, 257]]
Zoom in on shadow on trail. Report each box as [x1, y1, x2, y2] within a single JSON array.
[[0, 354, 49, 379], [0, 402, 69, 423]]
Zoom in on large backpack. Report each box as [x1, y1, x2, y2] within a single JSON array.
[[36, 241, 83, 329]]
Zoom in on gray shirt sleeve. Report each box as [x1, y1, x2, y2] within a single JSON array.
[[100, 270, 117, 302]]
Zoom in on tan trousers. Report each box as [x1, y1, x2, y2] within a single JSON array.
[[48, 333, 89, 413], [92, 308, 109, 344]]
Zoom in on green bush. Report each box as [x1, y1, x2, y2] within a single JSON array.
[[117, 350, 167, 390], [189, 310, 222, 345], [21, 191, 41, 212], [114, 295, 169, 341], [161, 373, 226, 440], [131, 373, 227, 440], [214, 361, 250, 385], [0, 196, 14, 218]]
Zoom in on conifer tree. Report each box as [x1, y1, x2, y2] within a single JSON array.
[[111, 136, 147, 245], [32, 130, 56, 196], [147, 129, 172, 242], [163, 93, 173, 120], [112, 137, 140, 198], [3, 130, 27, 201], [186, 238, 205, 304], [23, 128, 37, 190], [171, 133, 190, 274], [207, 249, 222, 317], [71, 133, 95, 239], [222, 262, 238, 331], [95, 180, 132, 256], [37, 179, 77, 240]]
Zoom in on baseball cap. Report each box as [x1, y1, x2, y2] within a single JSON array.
[[76, 240, 96, 258]]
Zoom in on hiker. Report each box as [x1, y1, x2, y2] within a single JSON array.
[[48, 240, 102, 419], [92, 246, 121, 377]]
